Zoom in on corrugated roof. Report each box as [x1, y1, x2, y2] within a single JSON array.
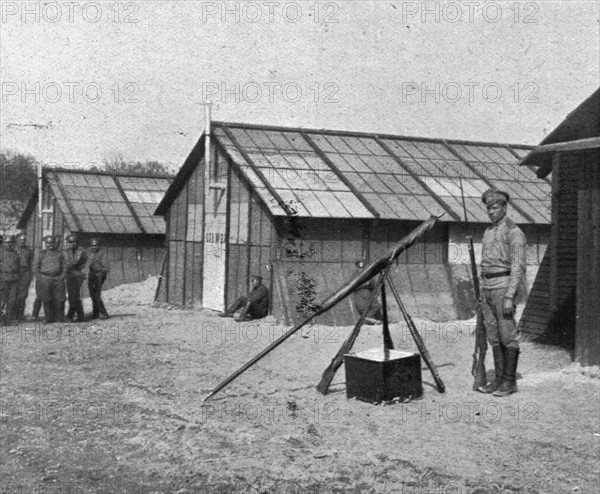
[[204, 122, 545, 224], [43, 170, 171, 234]]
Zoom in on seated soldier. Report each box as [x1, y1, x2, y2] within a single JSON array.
[[353, 260, 383, 325], [219, 275, 269, 322]]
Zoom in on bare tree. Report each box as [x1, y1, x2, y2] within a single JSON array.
[[89, 152, 172, 177]]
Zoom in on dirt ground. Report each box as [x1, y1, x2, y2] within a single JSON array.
[[1, 277, 599, 494]]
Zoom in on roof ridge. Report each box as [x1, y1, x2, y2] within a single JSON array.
[[43, 166, 174, 180], [212, 121, 535, 150]]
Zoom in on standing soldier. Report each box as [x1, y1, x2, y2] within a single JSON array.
[[64, 234, 87, 322], [87, 238, 109, 320], [477, 189, 527, 397], [35, 235, 67, 323], [0, 235, 20, 323], [15, 233, 34, 321]]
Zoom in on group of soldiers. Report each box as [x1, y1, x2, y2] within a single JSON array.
[[0, 233, 110, 324]]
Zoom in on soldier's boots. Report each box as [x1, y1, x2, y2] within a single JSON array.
[[494, 347, 519, 397], [75, 301, 86, 322], [234, 303, 253, 322], [66, 301, 85, 322], [478, 345, 505, 394], [43, 301, 55, 323], [14, 300, 27, 321], [56, 302, 66, 322], [32, 299, 42, 320]]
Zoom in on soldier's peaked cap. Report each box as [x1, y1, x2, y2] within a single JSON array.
[[250, 274, 262, 281], [482, 188, 510, 206], [65, 234, 78, 242], [90, 238, 101, 245], [43, 235, 57, 243]]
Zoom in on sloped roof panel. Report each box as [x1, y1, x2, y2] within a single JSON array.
[[215, 126, 373, 218], [447, 142, 548, 223], [45, 170, 169, 234]]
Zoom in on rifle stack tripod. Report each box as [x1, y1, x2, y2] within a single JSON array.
[[315, 248, 446, 397], [203, 215, 446, 402]]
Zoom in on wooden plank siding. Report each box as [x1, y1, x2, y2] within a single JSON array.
[[270, 218, 458, 325], [576, 150, 600, 365], [518, 248, 551, 337], [550, 153, 579, 316]]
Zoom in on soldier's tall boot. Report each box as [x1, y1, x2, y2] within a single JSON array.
[[56, 301, 66, 322], [97, 297, 109, 319], [494, 347, 519, 397], [66, 304, 75, 321], [478, 345, 504, 394], [19, 300, 28, 321], [32, 298, 42, 320], [75, 300, 86, 322], [43, 301, 55, 323]]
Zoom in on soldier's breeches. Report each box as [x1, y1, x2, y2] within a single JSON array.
[[17, 273, 32, 300], [482, 288, 519, 349], [36, 274, 66, 303], [66, 275, 84, 301]]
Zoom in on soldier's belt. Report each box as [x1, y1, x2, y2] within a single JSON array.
[[483, 270, 511, 279]]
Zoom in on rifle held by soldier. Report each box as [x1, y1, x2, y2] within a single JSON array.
[[469, 236, 487, 391]]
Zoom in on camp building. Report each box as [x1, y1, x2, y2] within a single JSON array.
[[18, 168, 171, 290], [155, 122, 550, 325], [519, 88, 600, 366]]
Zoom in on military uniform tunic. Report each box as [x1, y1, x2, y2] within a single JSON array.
[[0, 248, 21, 319], [35, 250, 67, 303], [87, 247, 109, 317]]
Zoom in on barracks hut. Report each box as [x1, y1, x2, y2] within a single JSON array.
[[18, 168, 172, 290], [519, 88, 600, 366], [154, 122, 551, 326]]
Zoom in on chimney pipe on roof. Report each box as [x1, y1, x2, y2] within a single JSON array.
[[204, 103, 212, 193]]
